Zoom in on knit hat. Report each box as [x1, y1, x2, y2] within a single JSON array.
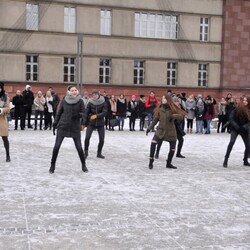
[[131, 95, 136, 99], [26, 84, 31, 91]]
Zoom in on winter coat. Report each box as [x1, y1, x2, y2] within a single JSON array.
[[54, 96, 85, 138], [128, 100, 138, 119], [229, 108, 250, 133], [204, 103, 215, 121], [185, 98, 196, 119], [195, 99, 205, 120], [117, 98, 127, 117], [138, 100, 147, 118], [34, 96, 46, 111], [22, 89, 34, 106], [12, 95, 25, 116], [0, 94, 10, 136], [148, 105, 183, 142], [145, 96, 158, 114], [84, 95, 107, 127]]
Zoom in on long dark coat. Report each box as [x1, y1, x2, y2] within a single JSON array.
[[148, 105, 183, 141], [54, 98, 85, 138]]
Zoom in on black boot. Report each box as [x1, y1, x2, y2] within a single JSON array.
[[84, 150, 88, 159], [223, 157, 228, 168], [97, 152, 105, 159], [149, 158, 154, 169], [82, 162, 88, 172], [6, 155, 11, 162], [166, 162, 177, 169], [176, 154, 185, 158], [243, 161, 250, 166], [49, 163, 55, 174], [155, 152, 159, 159]]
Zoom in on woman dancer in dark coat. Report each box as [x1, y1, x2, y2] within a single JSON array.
[[223, 95, 250, 168], [49, 86, 88, 173], [146, 94, 186, 169]]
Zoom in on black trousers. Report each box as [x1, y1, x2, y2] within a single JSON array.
[[24, 105, 32, 127], [225, 130, 249, 162], [150, 134, 176, 164], [84, 125, 105, 153], [51, 135, 85, 165], [34, 110, 44, 129], [2, 136, 10, 156]]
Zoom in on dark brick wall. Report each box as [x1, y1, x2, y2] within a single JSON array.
[[221, 0, 250, 89]]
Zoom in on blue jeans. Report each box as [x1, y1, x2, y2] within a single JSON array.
[[147, 112, 153, 127], [196, 120, 203, 133]]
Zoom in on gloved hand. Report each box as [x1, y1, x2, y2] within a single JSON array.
[[146, 129, 150, 136], [90, 114, 97, 120]]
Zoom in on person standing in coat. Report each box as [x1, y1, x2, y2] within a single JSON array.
[[185, 94, 196, 133], [138, 95, 147, 131], [0, 82, 11, 162], [49, 85, 88, 174], [116, 94, 127, 131], [33, 91, 45, 130], [146, 94, 186, 169], [83, 89, 107, 159], [128, 95, 138, 131], [145, 91, 158, 130], [22, 84, 34, 128], [223, 95, 250, 168], [12, 90, 25, 130]]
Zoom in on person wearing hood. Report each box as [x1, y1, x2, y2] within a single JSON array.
[[83, 89, 107, 159], [49, 85, 88, 174], [0, 82, 11, 162], [22, 84, 34, 128]]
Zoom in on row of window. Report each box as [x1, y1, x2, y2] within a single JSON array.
[[26, 4, 209, 41], [26, 55, 208, 87]]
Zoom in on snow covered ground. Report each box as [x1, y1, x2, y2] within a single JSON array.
[[0, 119, 250, 249]]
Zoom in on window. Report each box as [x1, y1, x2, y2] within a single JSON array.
[[64, 57, 75, 83], [134, 60, 144, 85], [100, 10, 111, 35], [200, 17, 209, 41], [135, 12, 178, 39], [26, 3, 38, 31], [99, 59, 111, 83], [64, 7, 76, 33], [167, 62, 177, 86], [26, 55, 38, 81], [198, 64, 208, 87]]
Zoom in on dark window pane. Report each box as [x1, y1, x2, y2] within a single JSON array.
[[70, 75, 74, 82], [105, 68, 109, 75], [99, 68, 103, 75], [64, 67, 68, 74], [134, 69, 137, 76], [139, 70, 143, 77], [64, 75, 68, 82], [26, 73, 30, 81], [26, 65, 31, 72], [33, 56, 38, 63], [99, 76, 103, 83], [70, 67, 74, 74], [105, 76, 109, 83], [33, 74, 38, 81], [133, 77, 137, 84], [167, 71, 170, 77], [26, 56, 31, 62], [64, 58, 68, 64], [139, 78, 143, 84], [33, 65, 37, 72]]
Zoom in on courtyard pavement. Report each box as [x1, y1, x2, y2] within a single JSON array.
[[0, 120, 250, 250]]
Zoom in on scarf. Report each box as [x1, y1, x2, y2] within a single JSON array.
[[118, 97, 125, 104], [89, 95, 105, 106], [110, 99, 117, 112], [65, 94, 81, 104]]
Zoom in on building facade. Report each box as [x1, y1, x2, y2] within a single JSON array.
[[0, 0, 249, 99]]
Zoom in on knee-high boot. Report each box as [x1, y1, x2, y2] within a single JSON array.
[[166, 150, 177, 169], [3, 137, 10, 162]]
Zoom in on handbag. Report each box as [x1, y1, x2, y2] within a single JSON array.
[[110, 118, 119, 127]]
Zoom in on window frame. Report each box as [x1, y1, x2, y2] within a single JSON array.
[[64, 57, 76, 83], [26, 3, 39, 31], [133, 60, 144, 85], [64, 6, 76, 33], [99, 58, 111, 84], [135, 12, 178, 39], [167, 62, 177, 86], [100, 9, 111, 35], [198, 63, 208, 87], [200, 17, 209, 41], [26, 55, 39, 81]]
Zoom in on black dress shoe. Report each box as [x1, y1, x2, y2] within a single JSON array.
[[176, 154, 185, 158], [97, 153, 105, 159], [244, 161, 250, 166], [6, 156, 11, 162]]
